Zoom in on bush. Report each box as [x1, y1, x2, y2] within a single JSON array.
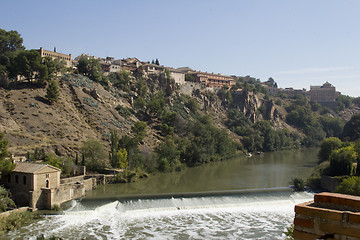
[[318, 137, 343, 163], [329, 146, 357, 176], [291, 178, 305, 191], [0, 186, 15, 212], [335, 176, 360, 196], [0, 211, 37, 235]]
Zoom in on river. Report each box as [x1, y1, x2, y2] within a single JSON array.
[[2, 148, 319, 239]]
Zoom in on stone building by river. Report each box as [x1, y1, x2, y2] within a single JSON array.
[[6, 162, 95, 210]]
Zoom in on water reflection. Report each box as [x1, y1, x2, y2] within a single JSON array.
[[87, 148, 319, 198]]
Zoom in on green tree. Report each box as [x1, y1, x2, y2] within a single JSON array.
[[330, 146, 357, 176], [109, 129, 119, 168], [0, 29, 24, 53], [0, 132, 13, 178], [117, 148, 128, 169], [156, 138, 180, 171], [0, 185, 15, 212], [45, 79, 60, 103], [342, 114, 360, 141], [109, 70, 131, 91], [318, 137, 343, 163], [147, 92, 166, 117], [131, 121, 147, 142], [81, 140, 106, 172], [77, 57, 107, 85]]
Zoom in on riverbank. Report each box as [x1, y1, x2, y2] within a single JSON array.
[[0, 208, 40, 235]]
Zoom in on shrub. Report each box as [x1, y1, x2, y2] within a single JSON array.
[[329, 146, 357, 176], [336, 176, 360, 196], [291, 178, 305, 191]]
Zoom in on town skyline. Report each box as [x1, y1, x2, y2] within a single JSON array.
[[2, 0, 360, 97]]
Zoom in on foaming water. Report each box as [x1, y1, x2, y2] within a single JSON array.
[[1, 190, 314, 240]]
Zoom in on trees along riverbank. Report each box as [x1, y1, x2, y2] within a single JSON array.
[[306, 114, 360, 194]]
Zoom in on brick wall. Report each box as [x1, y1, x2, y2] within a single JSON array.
[[294, 192, 360, 240]]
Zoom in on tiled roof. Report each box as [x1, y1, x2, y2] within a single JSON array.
[[13, 162, 60, 173]]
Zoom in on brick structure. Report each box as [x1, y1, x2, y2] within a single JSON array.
[[187, 71, 235, 89], [294, 192, 360, 239], [8, 162, 93, 210], [38, 47, 72, 68]]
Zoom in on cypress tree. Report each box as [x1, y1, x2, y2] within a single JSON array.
[[45, 79, 60, 103]]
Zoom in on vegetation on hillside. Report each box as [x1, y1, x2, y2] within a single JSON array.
[[0, 27, 358, 180]]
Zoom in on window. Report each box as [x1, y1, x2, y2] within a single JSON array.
[[46, 180, 49, 188], [23, 176, 27, 185], [46, 173, 49, 178], [15, 175, 19, 184]]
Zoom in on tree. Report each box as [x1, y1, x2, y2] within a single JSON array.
[[318, 137, 343, 163], [109, 129, 119, 168], [131, 121, 147, 142], [117, 148, 128, 169], [329, 146, 357, 176], [0, 29, 24, 54], [81, 140, 106, 172], [155, 58, 160, 65], [77, 57, 107, 85], [0, 132, 13, 178], [342, 114, 360, 141], [0, 185, 15, 212], [45, 79, 60, 103]]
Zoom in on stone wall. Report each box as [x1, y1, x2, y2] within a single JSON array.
[[293, 192, 360, 240], [179, 82, 202, 96], [321, 176, 341, 192], [51, 183, 85, 207], [83, 177, 96, 191], [60, 175, 85, 184]]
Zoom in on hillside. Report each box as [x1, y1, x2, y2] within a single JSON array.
[[0, 72, 359, 169]]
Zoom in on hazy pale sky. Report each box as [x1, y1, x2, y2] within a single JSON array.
[[2, 0, 360, 97]]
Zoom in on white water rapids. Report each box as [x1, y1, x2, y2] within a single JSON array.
[[2, 190, 314, 240]]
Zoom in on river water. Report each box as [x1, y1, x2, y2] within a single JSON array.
[[2, 148, 319, 240]]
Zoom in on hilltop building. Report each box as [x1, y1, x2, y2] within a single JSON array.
[[38, 47, 72, 68], [309, 82, 340, 108], [186, 71, 235, 89]]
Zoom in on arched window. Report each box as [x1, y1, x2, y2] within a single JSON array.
[[46, 180, 49, 188], [15, 175, 19, 184], [23, 176, 27, 185]]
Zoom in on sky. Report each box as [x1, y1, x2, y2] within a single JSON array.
[[1, 0, 360, 97]]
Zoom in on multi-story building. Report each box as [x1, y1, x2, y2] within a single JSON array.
[[38, 47, 72, 68], [186, 71, 235, 89], [309, 82, 340, 108]]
